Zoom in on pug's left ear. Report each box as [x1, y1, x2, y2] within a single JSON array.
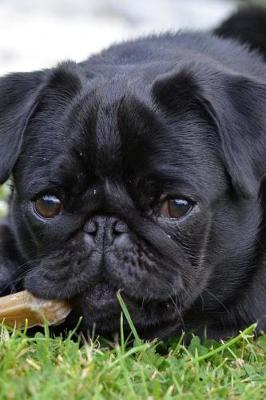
[[152, 64, 266, 198], [0, 71, 45, 184]]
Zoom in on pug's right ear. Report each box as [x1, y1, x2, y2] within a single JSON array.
[[0, 70, 45, 184]]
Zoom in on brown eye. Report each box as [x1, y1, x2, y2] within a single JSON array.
[[34, 195, 62, 219], [160, 198, 193, 219]]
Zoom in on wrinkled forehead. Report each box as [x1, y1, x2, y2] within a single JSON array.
[[16, 80, 223, 200]]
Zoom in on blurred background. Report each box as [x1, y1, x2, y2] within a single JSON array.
[[0, 0, 264, 75]]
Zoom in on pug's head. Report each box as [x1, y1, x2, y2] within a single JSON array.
[[1, 54, 266, 339]]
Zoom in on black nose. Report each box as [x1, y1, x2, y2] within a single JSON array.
[[83, 216, 129, 246]]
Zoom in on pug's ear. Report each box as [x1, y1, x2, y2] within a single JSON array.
[[152, 64, 266, 198], [0, 61, 84, 184], [0, 70, 45, 184]]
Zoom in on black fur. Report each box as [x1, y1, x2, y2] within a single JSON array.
[[1, 12, 266, 340], [215, 6, 266, 60]]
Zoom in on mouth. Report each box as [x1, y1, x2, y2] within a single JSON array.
[[24, 261, 185, 338], [65, 280, 183, 337], [68, 281, 133, 333]]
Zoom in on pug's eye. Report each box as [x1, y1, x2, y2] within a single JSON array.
[[160, 198, 193, 219], [34, 195, 62, 219]]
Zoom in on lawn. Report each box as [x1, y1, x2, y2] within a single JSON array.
[[0, 185, 266, 399]]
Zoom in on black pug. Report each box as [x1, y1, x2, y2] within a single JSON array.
[[1, 9, 266, 341]]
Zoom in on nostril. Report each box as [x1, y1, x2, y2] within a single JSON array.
[[113, 220, 129, 235], [83, 217, 128, 247], [84, 220, 98, 236]]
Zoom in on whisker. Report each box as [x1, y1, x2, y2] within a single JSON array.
[[169, 294, 185, 331], [203, 288, 230, 315]]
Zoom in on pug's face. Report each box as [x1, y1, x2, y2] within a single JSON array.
[[1, 57, 265, 338]]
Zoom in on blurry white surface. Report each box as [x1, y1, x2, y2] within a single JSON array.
[[0, 0, 235, 74]]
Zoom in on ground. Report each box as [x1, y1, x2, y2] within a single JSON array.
[[0, 311, 266, 399]]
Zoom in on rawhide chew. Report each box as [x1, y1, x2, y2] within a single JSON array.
[[0, 290, 72, 329]]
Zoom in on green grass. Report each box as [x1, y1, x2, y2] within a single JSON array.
[[0, 316, 266, 399], [1, 185, 266, 399]]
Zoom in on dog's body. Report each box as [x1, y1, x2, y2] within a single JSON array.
[[1, 9, 266, 340], [215, 7, 266, 61]]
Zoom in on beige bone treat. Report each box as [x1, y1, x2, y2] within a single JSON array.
[[0, 290, 72, 329]]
